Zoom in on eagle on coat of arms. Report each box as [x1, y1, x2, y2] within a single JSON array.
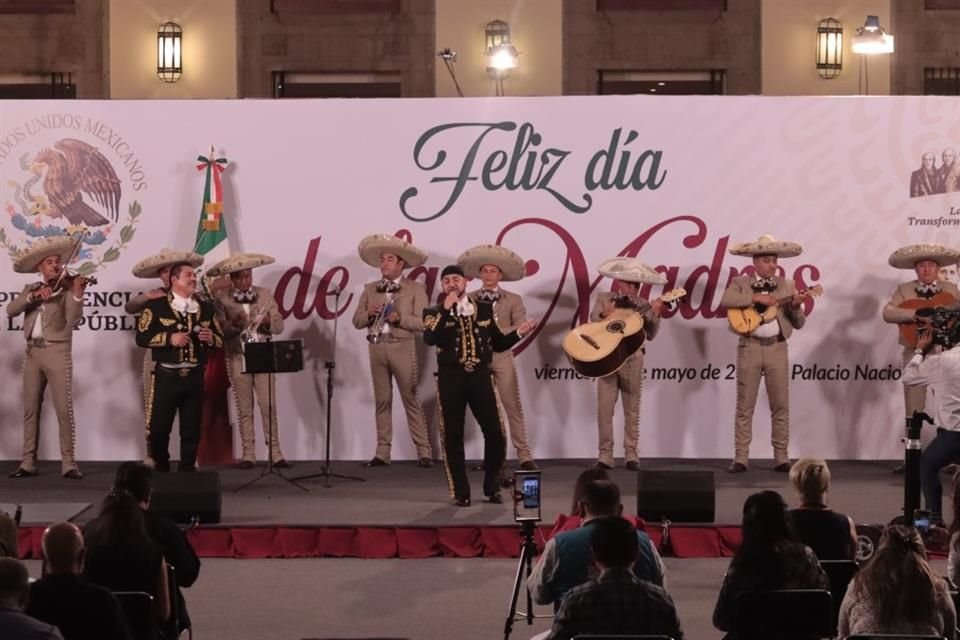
[[26, 138, 122, 227]]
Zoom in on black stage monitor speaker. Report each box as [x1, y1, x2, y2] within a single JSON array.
[[150, 471, 222, 524], [637, 470, 715, 523]]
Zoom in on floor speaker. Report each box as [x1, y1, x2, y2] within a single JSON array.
[[636, 470, 715, 523], [150, 471, 222, 524]]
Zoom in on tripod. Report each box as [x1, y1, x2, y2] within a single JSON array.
[[893, 410, 934, 526], [293, 288, 365, 487], [237, 340, 308, 492], [503, 520, 550, 640]]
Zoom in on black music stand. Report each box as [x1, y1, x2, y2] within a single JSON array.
[[236, 340, 308, 492], [292, 287, 365, 487]]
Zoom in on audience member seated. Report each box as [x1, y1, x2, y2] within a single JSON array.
[[113, 461, 200, 637], [838, 524, 956, 639], [546, 516, 684, 640], [26, 522, 130, 640], [0, 510, 18, 558], [713, 490, 829, 638], [549, 467, 645, 535], [82, 491, 170, 640], [945, 470, 960, 584], [0, 557, 63, 640], [528, 479, 664, 611], [787, 458, 858, 560]]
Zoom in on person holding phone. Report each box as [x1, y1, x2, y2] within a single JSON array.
[[422, 265, 538, 507]]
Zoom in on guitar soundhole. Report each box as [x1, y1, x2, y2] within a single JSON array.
[[606, 320, 626, 334]]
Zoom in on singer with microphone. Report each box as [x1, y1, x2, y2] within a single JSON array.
[[423, 265, 538, 507], [135, 262, 223, 472]]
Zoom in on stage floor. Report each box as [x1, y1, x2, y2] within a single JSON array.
[[0, 457, 915, 528]]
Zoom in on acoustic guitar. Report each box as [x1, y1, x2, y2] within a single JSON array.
[[563, 289, 686, 379], [897, 290, 958, 347], [726, 284, 824, 336]]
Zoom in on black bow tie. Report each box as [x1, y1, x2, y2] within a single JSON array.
[[752, 277, 777, 291], [477, 289, 501, 303], [376, 279, 401, 294], [916, 283, 941, 299], [233, 289, 257, 304]]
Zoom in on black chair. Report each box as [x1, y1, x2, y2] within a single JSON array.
[[574, 636, 675, 639], [165, 564, 192, 640], [844, 635, 947, 639], [734, 589, 834, 639], [113, 591, 157, 640], [820, 559, 859, 630]]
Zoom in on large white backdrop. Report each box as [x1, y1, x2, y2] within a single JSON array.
[[0, 96, 957, 463]]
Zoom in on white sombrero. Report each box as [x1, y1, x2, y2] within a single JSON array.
[[457, 244, 526, 282], [597, 257, 667, 285], [357, 234, 427, 269], [132, 248, 204, 279], [12, 236, 76, 274], [206, 253, 276, 278], [888, 243, 960, 270], [729, 234, 803, 258]]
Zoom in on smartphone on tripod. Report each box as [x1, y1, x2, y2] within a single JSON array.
[[914, 508, 931, 534], [513, 470, 541, 523]]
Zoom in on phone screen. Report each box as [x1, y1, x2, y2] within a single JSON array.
[[514, 471, 542, 522], [914, 509, 931, 533]]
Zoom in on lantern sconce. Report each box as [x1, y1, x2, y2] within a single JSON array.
[[157, 22, 183, 83], [485, 19, 519, 95], [816, 18, 843, 79]]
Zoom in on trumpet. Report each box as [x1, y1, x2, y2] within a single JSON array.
[[240, 305, 269, 344], [367, 291, 395, 344]]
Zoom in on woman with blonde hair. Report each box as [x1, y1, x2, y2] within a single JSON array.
[[787, 458, 857, 560], [839, 524, 956, 638]]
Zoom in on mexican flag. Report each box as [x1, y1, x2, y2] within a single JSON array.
[[194, 145, 234, 466], [194, 146, 230, 263]]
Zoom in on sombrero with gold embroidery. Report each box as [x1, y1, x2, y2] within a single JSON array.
[[206, 253, 276, 278], [132, 248, 204, 279], [888, 243, 960, 269], [457, 244, 526, 281], [729, 234, 803, 258], [597, 257, 666, 285], [358, 234, 427, 269], [13, 236, 76, 274]]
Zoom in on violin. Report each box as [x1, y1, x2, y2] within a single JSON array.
[[29, 271, 98, 298]]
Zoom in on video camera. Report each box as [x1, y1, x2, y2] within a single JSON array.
[[915, 307, 960, 349]]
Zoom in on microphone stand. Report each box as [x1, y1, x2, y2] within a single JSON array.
[[292, 287, 365, 487]]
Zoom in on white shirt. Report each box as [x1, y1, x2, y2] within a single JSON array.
[[902, 346, 960, 431], [752, 277, 782, 338], [170, 292, 199, 315]]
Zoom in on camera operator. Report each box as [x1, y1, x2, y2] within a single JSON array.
[[903, 319, 960, 526]]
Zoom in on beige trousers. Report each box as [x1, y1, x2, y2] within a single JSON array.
[[490, 351, 533, 463], [368, 338, 431, 462], [21, 341, 78, 473], [597, 351, 644, 466], [226, 351, 284, 462], [733, 338, 790, 466]]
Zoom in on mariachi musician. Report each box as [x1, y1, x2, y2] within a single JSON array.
[[883, 243, 960, 471], [125, 248, 204, 468], [7, 236, 90, 479]]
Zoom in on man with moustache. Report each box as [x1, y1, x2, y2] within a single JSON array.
[[459, 244, 538, 472], [721, 235, 809, 474], [883, 244, 960, 473], [7, 236, 87, 480], [352, 234, 433, 468], [136, 262, 223, 472], [590, 257, 664, 472], [423, 265, 538, 507], [125, 248, 204, 468], [208, 252, 290, 469]]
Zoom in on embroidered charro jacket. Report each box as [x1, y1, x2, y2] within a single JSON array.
[[7, 284, 83, 343], [216, 285, 284, 355], [135, 292, 224, 365], [422, 300, 521, 368]]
